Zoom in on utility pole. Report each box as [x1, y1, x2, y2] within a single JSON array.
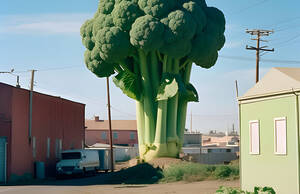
[[29, 70, 36, 143], [190, 111, 193, 133], [106, 77, 114, 172], [0, 69, 20, 87], [246, 29, 274, 83]]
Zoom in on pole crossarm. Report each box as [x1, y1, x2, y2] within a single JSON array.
[[246, 29, 275, 83]]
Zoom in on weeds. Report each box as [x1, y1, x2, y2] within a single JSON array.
[[161, 162, 239, 183]]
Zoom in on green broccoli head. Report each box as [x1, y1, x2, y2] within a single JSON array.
[[138, 0, 176, 18], [112, 1, 143, 31], [130, 15, 164, 51], [81, 0, 226, 78], [84, 49, 115, 77], [95, 26, 131, 63]]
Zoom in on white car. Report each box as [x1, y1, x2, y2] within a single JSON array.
[[56, 149, 100, 176]]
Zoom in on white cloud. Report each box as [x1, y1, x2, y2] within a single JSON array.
[[224, 41, 243, 49], [0, 13, 92, 35]]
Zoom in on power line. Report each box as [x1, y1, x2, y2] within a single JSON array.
[[273, 32, 300, 48], [265, 16, 300, 29], [228, 0, 270, 15], [219, 55, 300, 64]]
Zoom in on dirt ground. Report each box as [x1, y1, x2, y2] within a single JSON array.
[[86, 180, 240, 194], [0, 180, 240, 194]]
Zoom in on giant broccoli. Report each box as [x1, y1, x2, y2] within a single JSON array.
[[81, 0, 225, 161]]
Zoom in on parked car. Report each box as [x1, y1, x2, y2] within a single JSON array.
[[56, 149, 99, 176]]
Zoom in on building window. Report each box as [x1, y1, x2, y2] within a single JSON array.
[[32, 136, 36, 158], [113, 132, 118, 139], [47, 137, 51, 159], [249, 120, 260, 155], [274, 117, 287, 155], [101, 132, 107, 140], [130, 132, 135, 140]]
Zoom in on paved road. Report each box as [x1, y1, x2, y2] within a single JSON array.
[[0, 174, 239, 194]]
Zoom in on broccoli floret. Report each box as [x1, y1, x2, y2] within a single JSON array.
[[130, 15, 164, 51], [112, 1, 143, 31], [95, 27, 131, 63], [138, 0, 176, 18]]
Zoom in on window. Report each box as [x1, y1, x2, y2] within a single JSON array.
[[130, 132, 135, 140], [249, 120, 260, 155], [32, 136, 36, 158], [62, 152, 81, 160], [113, 132, 118, 139], [47, 137, 50, 159], [274, 117, 287, 155], [101, 132, 107, 140]]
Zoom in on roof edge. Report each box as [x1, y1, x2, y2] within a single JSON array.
[[238, 88, 300, 101]]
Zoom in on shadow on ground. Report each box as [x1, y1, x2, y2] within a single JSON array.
[[3, 163, 163, 187]]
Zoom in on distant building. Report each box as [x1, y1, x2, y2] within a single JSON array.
[[202, 134, 239, 147], [184, 132, 202, 146], [0, 83, 85, 183], [85, 117, 138, 146], [239, 67, 300, 194], [182, 132, 239, 164]]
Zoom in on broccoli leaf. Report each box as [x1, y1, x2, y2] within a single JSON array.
[[180, 83, 199, 102], [113, 69, 141, 100], [156, 73, 179, 101]]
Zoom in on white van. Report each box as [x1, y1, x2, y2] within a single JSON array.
[[56, 149, 99, 176]]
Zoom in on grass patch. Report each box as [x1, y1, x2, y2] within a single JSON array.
[[106, 161, 239, 184], [161, 162, 239, 183]]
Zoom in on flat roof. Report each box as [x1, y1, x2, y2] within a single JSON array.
[[85, 119, 137, 131]]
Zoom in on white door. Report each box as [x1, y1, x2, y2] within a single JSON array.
[[0, 137, 7, 183]]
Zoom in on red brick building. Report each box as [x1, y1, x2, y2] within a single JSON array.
[[0, 83, 85, 182], [85, 117, 137, 146]]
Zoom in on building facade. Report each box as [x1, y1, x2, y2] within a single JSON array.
[[85, 117, 137, 146], [0, 83, 85, 182], [239, 68, 300, 194]]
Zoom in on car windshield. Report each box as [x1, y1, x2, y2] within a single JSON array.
[[61, 152, 81, 160]]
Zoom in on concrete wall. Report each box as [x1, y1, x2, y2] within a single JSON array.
[[114, 147, 139, 162], [85, 130, 138, 146], [183, 133, 202, 145], [188, 153, 238, 164], [240, 95, 299, 194]]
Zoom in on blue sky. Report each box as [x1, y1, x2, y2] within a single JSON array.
[[1, 0, 300, 133]]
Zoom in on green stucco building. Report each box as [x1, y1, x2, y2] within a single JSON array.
[[239, 67, 300, 194]]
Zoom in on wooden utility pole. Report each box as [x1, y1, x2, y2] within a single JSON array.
[[106, 77, 114, 172], [190, 111, 192, 133], [235, 80, 239, 98], [29, 70, 36, 143], [246, 29, 274, 83]]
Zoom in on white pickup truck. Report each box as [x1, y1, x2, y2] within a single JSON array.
[[56, 149, 99, 176]]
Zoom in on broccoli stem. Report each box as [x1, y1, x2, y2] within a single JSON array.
[[138, 49, 156, 144], [176, 62, 193, 146], [136, 100, 145, 147], [154, 55, 168, 145], [150, 51, 160, 93], [166, 58, 180, 156]]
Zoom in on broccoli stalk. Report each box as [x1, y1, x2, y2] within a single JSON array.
[[81, 0, 225, 161]]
